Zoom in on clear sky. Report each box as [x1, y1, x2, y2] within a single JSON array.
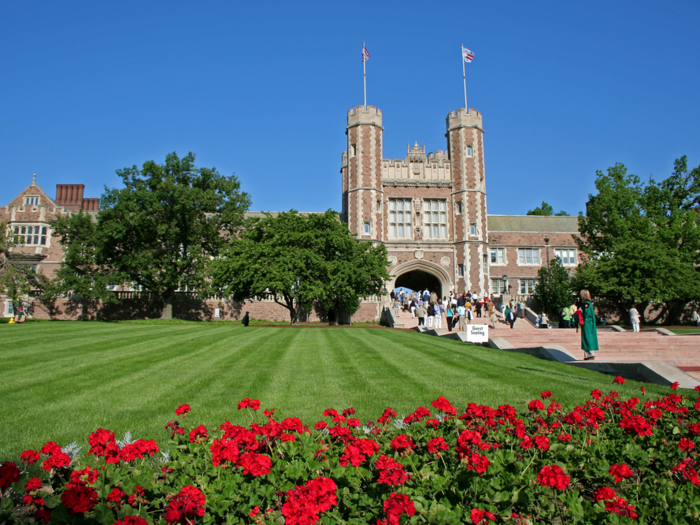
[[2, 1, 699, 216]]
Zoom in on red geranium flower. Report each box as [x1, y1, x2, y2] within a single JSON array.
[[69, 466, 99, 486], [106, 487, 126, 509], [671, 382, 679, 390], [537, 465, 570, 490], [175, 404, 191, 417], [314, 421, 327, 431], [591, 389, 603, 399], [390, 434, 415, 454], [594, 486, 617, 501], [377, 407, 397, 424], [528, 400, 545, 412], [605, 496, 638, 519], [189, 425, 208, 443], [375, 455, 411, 486], [61, 484, 98, 514], [211, 438, 240, 467], [281, 477, 338, 525], [42, 451, 71, 471], [20, 450, 40, 465], [613, 376, 625, 385], [164, 485, 206, 524], [0, 462, 20, 490], [679, 438, 695, 451], [237, 452, 272, 477], [25, 477, 42, 492], [237, 398, 261, 411], [432, 396, 457, 416], [470, 508, 496, 524], [541, 391, 553, 399], [380, 492, 415, 525], [557, 433, 572, 442], [427, 437, 449, 455], [609, 464, 634, 483], [535, 436, 550, 450]]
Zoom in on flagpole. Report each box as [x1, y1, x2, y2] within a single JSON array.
[[363, 42, 367, 110], [462, 46, 468, 113]]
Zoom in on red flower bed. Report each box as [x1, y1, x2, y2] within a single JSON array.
[[2, 382, 700, 524]]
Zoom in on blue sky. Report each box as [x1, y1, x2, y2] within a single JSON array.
[[1, 1, 698, 216]]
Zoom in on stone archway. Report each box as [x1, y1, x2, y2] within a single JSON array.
[[389, 259, 454, 300]]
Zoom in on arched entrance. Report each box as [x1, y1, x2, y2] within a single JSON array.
[[395, 270, 442, 297], [389, 260, 454, 300]]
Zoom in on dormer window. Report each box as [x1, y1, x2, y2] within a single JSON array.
[[25, 196, 40, 206]]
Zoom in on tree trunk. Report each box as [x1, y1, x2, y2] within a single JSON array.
[[161, 294, 174, 320]]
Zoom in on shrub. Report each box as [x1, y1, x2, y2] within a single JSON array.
[[3, 384, 700, 523]]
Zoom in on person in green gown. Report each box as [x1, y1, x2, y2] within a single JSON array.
[[580, 289, 598, 360]]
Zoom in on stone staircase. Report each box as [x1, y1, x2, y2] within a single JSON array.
[[500, 329, 700, 380]]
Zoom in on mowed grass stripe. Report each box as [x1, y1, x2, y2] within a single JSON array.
[[0, 323, 674, 460]]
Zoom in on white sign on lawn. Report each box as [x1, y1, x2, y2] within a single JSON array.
[[466, 324, 488, 343], [214, 308, 220, 318]]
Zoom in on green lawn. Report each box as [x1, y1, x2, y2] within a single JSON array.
[[0, 321, 675, 461]]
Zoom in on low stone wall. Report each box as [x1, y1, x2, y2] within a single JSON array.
[[26, 296, 381, 324]]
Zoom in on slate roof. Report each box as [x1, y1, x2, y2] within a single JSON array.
[[487, 215, 579, 233]]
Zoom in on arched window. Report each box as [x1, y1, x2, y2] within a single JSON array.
[[364, 222, 370, 235]]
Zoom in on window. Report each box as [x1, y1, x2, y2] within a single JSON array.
[[520, 279, 536, 294], [25, 196, 39, 206], [490, 248, 505, 265], [457, 202, 463, 214], [470, 223, 477, 235], [554, 249, 577, 265], [459, 264, 465, 277], [363, 222, 370, 235], [518, 248, 540, 265], [491, 278, 507, 294], [423, 200, 447, 239], [466, 146, 473, 157], [11, 224, 48, 245], [7, 302, 14, 315], [389, 199, 412, 238]]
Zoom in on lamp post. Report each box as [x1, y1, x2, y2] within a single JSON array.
[[502, 274, 507, 296], [544, 237, 550, 268]]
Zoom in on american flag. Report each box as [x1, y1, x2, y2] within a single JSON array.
[[362, 46, 371, 63], [462, 46, 474, 63]]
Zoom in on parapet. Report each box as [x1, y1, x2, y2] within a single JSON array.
[[347, 105, 383, 129], [446, 108, 483, 132]]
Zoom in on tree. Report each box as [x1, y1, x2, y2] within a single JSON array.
[[0, 222, 46, 311], [72, 152, 250, 319], [44, 211, 120, 318], [527, 201, 569, 216], [574, 159, 700, 323], [210, 210, 390, 324], [533, 257, 576, 319]]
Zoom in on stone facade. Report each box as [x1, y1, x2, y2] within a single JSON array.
[[341, 105, 581, 302], [1, 104, 583, 321]]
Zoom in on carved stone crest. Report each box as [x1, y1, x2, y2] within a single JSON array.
[[414, 250, 424, 260], [387, 256, 398, 266], [440, 257, 450, 267]]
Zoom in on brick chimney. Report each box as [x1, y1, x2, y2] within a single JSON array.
[[55, 184, 85, 212]]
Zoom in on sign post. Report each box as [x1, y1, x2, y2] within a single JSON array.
[[214, 308, 220, 326]]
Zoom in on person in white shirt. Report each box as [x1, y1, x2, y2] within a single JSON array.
[[629, 305, 640, 332], [693, 310, 700, 327], [435, 303, 443, 329], [457, 304, 466, 331]]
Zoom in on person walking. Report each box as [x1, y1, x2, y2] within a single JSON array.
[[426, 303, 434, 328], [518, 301, 526, 319], [629, 304, 640, 332], [693, 310, 700, 327], [241, 311, 250, 327], [580, 289, 599, 360], [570, 303, 580, 333], [489, 309, 498, 329], [435, 303, 443, 329], [506, 306, 515, 329], [416, 303, 426, 326], [446, 304, 454, 332], [475, 300, 482, 318], [457, 304, 466, 331], [560, 306, 571, 329]]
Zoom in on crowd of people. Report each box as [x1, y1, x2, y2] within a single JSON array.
[[390, 289, 515, 331]]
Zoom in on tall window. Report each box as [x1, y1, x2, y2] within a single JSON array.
[[554, 249, 577, 265], [490, 248, 505, 264], [518, 248, 540, 265], [363, 222, 370, 235], [25, 196, 39, 206], [491, 278, 506, 294], [470, 223, 477, 235], [520, 279, 536, 294], [423, 200, 447, 239], [459, 264, 465, 276], [389, 199, 412, 239], [13, 225, 47, 245]]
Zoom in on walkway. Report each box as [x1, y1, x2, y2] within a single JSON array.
[[393, 307, 536, 331]]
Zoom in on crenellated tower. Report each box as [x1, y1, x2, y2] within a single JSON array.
[[447, 108, 488, 294], [341, 105, 383, 239]]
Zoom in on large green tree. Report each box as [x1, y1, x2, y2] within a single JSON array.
[[574, 158, 700, 323], [57, 152, 250, 319], [210, 210, 390, 324], [527, 201, 569, 216], [533, 257, 576, 319]]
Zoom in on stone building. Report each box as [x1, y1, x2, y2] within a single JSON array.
[[341, 104, 581, 300], [1, 104, 582, 320]]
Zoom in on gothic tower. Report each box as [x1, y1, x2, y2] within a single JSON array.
[[341, 105, 383, 239], [447, 108, 488, 294]]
